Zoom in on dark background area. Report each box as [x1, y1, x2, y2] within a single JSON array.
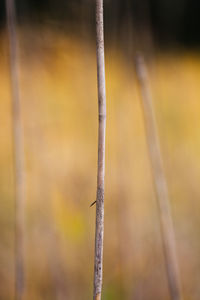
[[1, 0, 200, 47]]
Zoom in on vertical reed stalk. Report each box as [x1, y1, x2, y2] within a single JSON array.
[[93, 0, 106, 299], [6, 1, 26, 299], [135, 54, 183, 300]]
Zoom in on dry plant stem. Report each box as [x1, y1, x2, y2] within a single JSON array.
[[6, 0, 26, 299], [93, 0, 106, 300], [135, 55, 183, 300]]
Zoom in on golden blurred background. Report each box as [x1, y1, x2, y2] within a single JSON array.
[[1, 2, 200, 297]]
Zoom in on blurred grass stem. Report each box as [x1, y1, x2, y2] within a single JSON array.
[[135, 54, 183, 300], [6, 0, 26, 299]]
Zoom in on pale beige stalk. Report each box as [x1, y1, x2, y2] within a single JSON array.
[[93, 0, 106, 299]]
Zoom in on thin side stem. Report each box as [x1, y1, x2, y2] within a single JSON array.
[[5, 1, 26, 300], [93, 0, 106, 300], [135, 54, 183, 300]]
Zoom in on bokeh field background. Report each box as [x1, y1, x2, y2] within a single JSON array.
[[1, 26, 200, 299]]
